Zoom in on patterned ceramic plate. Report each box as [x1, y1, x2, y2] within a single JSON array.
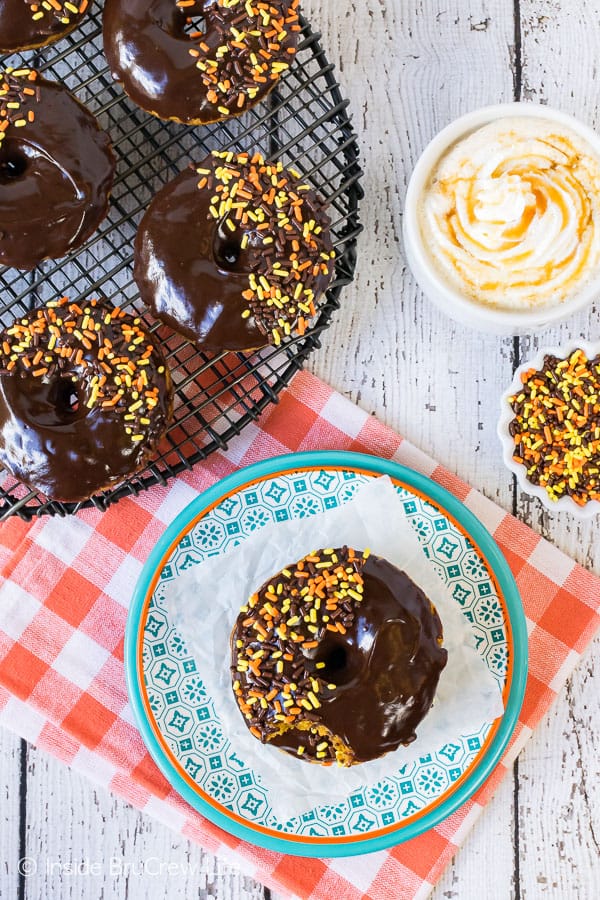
[[126, 451, 527, 856]]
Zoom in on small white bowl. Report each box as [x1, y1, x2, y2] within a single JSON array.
[[498, 340, 600, 518], [403, 103, 600, 334]]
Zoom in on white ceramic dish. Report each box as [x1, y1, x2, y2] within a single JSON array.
[[403, 103, 600, 334], [498, 340, 600, 518]]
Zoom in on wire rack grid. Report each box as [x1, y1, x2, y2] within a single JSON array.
[[0, 5, 363, 520]]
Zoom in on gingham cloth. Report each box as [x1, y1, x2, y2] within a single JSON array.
[[0, 370, 598, 900]]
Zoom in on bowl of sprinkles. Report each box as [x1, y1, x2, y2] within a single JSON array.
[[498, 341, 600, 518]]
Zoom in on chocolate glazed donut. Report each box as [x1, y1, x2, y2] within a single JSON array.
[[0, 0, 90, 54], [134, 151, 335, 352], [0, 68, 115, 271], [0, 298, 173, 503], [231, 547, 448, 766], [103, 0, 301, 125]]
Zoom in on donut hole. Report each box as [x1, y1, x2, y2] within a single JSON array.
[[45, 376, 90, 424], [213, 223, 249, 273], [183, 15, 206, 38], [313, 637, 356, 686], [215, 239, 241, 269], [213, 221, 262, 273], [0, 141, 28, 182], [323, 644, 347, 674], [15, 374, 90, 428], [51, 378, 80, 416], [176, 2, 206, 39]]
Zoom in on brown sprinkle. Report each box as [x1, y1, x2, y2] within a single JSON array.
[[180, 0, 301, 112], [509, 349, 600, 506], [199, 150, 335, 345], [0, 297, 163, 434]]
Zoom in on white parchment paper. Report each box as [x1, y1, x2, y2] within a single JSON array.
[[167, 476, 504, 820]]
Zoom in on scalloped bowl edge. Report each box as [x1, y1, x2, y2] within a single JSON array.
[[498, 341, 600, 519]]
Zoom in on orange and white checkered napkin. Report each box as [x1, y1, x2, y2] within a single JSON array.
[[0, 370, 598, 900]]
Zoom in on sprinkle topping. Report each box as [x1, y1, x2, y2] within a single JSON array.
[[0, 297, 166, 435], [0, 68, 39, 148], [199, 150, 335, 345], [25, 0, 89, 27], [509, 349, 600, 506], [231, 547, 370, 764], [179, 0, 301, 115]]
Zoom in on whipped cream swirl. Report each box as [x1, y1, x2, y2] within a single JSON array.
[[419, 117, 600, 309]]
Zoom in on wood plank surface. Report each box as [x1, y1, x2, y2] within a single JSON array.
[[20, 743, 267, 900], [0, 1, 598, 899], [312, 0, 517, 513], [516, 636, 600, 899], [0, 731, 22, 899], [510, 5, 600, 898]]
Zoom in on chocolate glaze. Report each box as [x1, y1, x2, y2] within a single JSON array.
[[0, 300, 173, 502], [134, 156, 334, 352], [232, 551, 448, 765], [0, 74, 115, 271], [135, 165, 263, 351], [103, 0, 299, 125], [0, 0, 90, 53]]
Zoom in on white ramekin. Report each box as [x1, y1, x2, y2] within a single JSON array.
[[498, 340, 600, 518], [403, 103, 600, 334]]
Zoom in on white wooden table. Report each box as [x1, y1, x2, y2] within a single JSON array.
[[1, 1, 599, 897]]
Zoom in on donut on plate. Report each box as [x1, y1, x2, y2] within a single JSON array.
[[134, 150, 335, 352], [230, 547, 448, 766], [0, 0, 90, 54], [0, 297, 173, 503], [103, 0, 301, 124], [0, 68, 115, 271]]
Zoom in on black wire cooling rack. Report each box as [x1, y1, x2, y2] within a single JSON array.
[[0, 7, 363, 520]]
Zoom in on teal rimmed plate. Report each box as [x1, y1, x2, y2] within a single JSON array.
[[126, 451, 527, 857]]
